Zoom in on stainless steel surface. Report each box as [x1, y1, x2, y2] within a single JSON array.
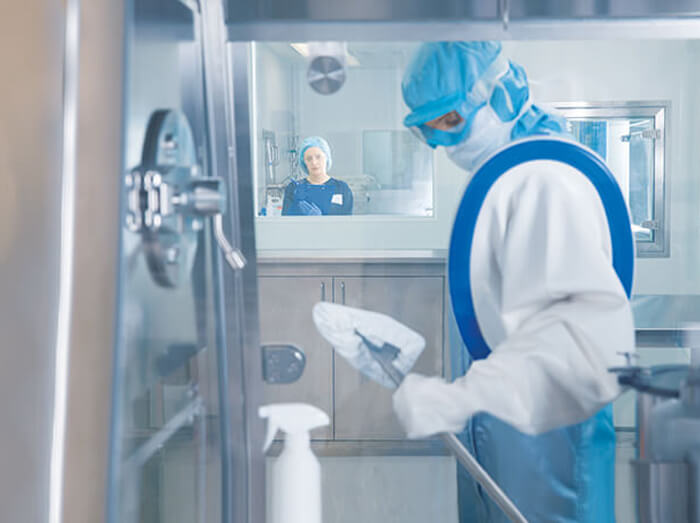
[[555, 101, 670, 257], [266, 439, 449, 456], [633, 295, 700, 347], [52, 1, 80, 522], [127, 110, 231, 287], [257, 250, 449, 263], [107, 1, 260, 521], [0, 2, 66, 522], [226, 0, 700, 24], [334, 276, 444, 439], [635, 460, 691, 523], [499, 0, 511, 30], [227, 19, 700, 42], [222, 38, 267, 523], [258, 277, 334, 438], [58, 1, 125, 522], [125, 395, 204, 469], [637, 393, 666, 459], [214, 214, 247, 270]]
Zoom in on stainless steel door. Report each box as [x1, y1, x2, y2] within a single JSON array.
[[107, 2, 262, 523]]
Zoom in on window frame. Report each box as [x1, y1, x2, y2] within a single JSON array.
[[554, 101, 670, 258]]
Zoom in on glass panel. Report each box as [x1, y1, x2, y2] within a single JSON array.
[[108, 4, 223, 523], [250, 42, 434, 218], [566, 115, 658, 243]]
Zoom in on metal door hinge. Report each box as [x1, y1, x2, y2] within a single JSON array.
[[621, 129, 662, 143], [125, 110, 245, 288], [126, 168, 226, 234]]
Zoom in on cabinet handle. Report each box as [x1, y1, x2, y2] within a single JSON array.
[[340, 281, 346, 305], [320, 282, 326, 302]]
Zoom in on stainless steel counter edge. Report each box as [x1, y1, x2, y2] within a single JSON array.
[[265, 439, 450, 457], [257, 250, 449, 264]]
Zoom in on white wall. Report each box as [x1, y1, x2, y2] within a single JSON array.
[[297, 67, 405, 178]]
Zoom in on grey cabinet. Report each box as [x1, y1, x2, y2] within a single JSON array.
[[334, 277, 444, 439], [257, 261, 446, 443], [258, 276, 334, 439]]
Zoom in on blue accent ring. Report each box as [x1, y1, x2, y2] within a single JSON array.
[[448, 138, 635, 361]]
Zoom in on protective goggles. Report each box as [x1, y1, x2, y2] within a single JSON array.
[[405, 54, 511, 148], [408, 104, 481, 148]]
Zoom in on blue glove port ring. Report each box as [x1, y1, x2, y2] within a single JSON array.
[[448, 138, 635, 361]]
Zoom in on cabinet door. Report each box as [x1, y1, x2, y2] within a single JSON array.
[[258, 276, 333, 438], [334, 276, 444, 439]]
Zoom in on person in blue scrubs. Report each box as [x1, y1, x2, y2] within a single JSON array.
[[282, 136, 353, 216]]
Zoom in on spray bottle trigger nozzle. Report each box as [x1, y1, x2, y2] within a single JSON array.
[[259, 406, 278, 452]]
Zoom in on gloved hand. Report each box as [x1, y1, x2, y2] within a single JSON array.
[[312, 302, 425, 389], [392, 373, 473, 439], [297, 200, 322, 215], [293, 182, 309, 201]]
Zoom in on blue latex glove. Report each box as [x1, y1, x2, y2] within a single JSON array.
[[297, 200, 322, 215], [293, 182, 310, 201]]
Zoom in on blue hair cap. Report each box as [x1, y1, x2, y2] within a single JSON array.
[[402, 41, 568, 142], [402, 41, 502, 128], [299, 136, 332, 174]]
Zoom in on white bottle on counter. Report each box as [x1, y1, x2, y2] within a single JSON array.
[[260, 403, 329, 523]]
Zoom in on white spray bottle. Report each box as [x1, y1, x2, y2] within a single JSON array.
[[259, 403, 329, 523]]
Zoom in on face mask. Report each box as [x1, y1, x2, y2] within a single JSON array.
[[445, 97, 532, 173]]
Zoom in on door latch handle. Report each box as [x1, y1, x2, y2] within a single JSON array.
[[214, 214, 246, 270]]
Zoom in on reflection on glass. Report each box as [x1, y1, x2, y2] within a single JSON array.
[[361, 130, 433, 215], [109, 4, 223, 523], [251, 42, 434, 218], [567, 115, 658, 244]]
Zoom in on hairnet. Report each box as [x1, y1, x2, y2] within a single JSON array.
[[402, 41, 566, 145], [299, 136, 333, 174]]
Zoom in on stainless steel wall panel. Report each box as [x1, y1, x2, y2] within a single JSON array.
[[202, 9, 266, 523], [258, 276, 334, 439], [0, 3, 65, 522], [61, 1, 124, 522], [226, 0, 496, 23], [226, 0, 700, 23]]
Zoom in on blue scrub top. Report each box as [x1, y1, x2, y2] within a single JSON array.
[[282, 178, 354, 216]]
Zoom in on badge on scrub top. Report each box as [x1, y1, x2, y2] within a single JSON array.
[[331, 193, 343, 205]]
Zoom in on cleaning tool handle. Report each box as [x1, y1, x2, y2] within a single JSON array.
[[357, 330, 527, 522], [376, 351, 527, 522], [440, 432, 528, 523]]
